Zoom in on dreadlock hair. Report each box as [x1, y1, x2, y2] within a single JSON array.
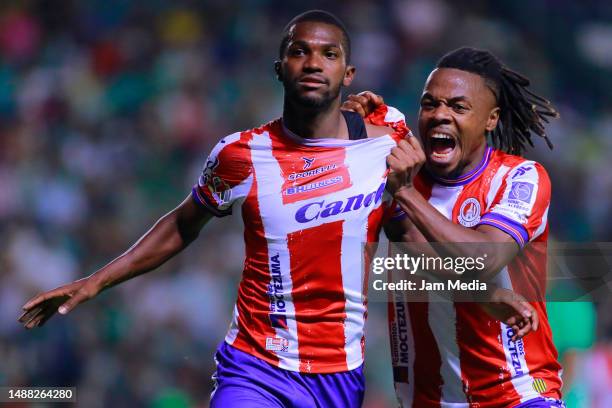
[[279, 10, 351, 64], [437, 47, 558, 155]]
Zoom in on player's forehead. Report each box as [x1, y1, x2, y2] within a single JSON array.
[[422, 68, 488, 101], [286, 21, 345, 49]]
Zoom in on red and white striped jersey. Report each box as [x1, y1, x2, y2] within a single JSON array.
[[192, 107, 408, 374], [387, 146, 563, 407]]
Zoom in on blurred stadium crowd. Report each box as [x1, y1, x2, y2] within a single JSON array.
[[1, 1, 611, 407]]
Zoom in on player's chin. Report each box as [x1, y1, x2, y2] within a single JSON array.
[[294, 92, 332, 108], [426, 145, 460, 170]]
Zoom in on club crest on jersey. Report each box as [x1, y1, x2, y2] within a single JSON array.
[[302, 157, 315, 170], [208, 176, 232, 208], [200, 156, 219, 186], [458, 198, 481, 227]]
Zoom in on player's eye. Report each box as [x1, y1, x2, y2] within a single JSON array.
[[289, 48, 306, 56], [325, 50, 339, 59], [452, 104, 468, 113], [420, 99, 436, 109]]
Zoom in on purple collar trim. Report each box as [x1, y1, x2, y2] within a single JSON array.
[[428, 147, 493, 186]]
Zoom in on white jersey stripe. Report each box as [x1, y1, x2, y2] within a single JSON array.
[[225, 305, 240, 345], [426, 184, 469, 405], [486, 164, 510, 211], [340, 219, 367, 369], [340, 135, 397, 369], [500, 321, 541, 402], [249, 131, 300, 371]]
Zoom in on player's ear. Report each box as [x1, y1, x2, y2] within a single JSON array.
[[486, 106, 500, 132], [274, 61, 283, 81], [343, 65, 355, 87]]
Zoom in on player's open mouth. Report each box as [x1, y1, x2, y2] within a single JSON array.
[[429, 133, 457, 160]]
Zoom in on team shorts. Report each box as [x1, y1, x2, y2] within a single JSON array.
[[210, 341, 365, 408], [514, 397, 566, 407]]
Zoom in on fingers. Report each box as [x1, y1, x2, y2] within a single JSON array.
[[22, 292, 54, 311], [58, 289, 90, 315], [521, 300, 538, 331], [405, 136, 426, 162], [18, 306, 43, 324], [388, 140, 424, 170], [342, 99, 366, 117], [505, 300, 538, 341], [20, 303, 57, 329], [515, 319, 532, 340], [357, 91, 384, 107], [22, 283, 78, 311], [347, 94, 370, 116]]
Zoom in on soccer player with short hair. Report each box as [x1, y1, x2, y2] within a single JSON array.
[[347, 47, 564, 407], [19, 13, 536, 407]]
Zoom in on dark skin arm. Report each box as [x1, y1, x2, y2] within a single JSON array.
[[19, 195, 212, 329]]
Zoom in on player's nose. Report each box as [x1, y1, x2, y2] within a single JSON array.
[[430, 103, 452, 123], [303, 53, 323, 71]]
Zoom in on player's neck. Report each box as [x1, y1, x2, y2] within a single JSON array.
[[282, 99, 348, 140]]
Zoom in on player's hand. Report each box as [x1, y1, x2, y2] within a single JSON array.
[[386, 137, 425, 195], [18, 278, 100, 329], [480, 287, 539, 342], [341, 91, 384, 117]]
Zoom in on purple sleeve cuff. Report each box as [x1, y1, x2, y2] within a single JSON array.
[[477, 212, 529, 248], [191, 186, 232, 217]]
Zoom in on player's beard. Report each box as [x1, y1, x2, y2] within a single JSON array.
[[283, 79, 342, 109]]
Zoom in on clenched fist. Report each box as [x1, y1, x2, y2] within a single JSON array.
[[386, 137, 426, 195]]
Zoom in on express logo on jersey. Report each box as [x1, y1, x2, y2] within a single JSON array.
[[458, 198, 481, 227], [284, 176, 343, 196], [509, 182, 534, 203], [295, 183, 385, 223]]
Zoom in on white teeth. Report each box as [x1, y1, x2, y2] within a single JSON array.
[[431, 133, 452, 140]]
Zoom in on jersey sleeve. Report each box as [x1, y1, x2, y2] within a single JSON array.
[[477, 162, 551, 247], [191, 132, 253, 217]]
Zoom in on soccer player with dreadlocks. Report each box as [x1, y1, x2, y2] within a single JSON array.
[[346, 47, 564, 407]]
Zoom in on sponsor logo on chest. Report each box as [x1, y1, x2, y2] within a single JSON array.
[[295, 182, 386, 223]]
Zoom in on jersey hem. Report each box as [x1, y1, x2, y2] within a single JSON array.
[[224, 339, 364, 374]]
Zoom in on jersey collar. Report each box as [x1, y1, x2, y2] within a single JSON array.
[[427, 146, 493, 186]]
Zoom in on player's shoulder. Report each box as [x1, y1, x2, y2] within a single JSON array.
[[213, 119, 282, 149], [491, 149, 550, 183]]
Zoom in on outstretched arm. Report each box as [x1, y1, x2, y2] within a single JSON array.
[[19, 195, 212, 328]]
